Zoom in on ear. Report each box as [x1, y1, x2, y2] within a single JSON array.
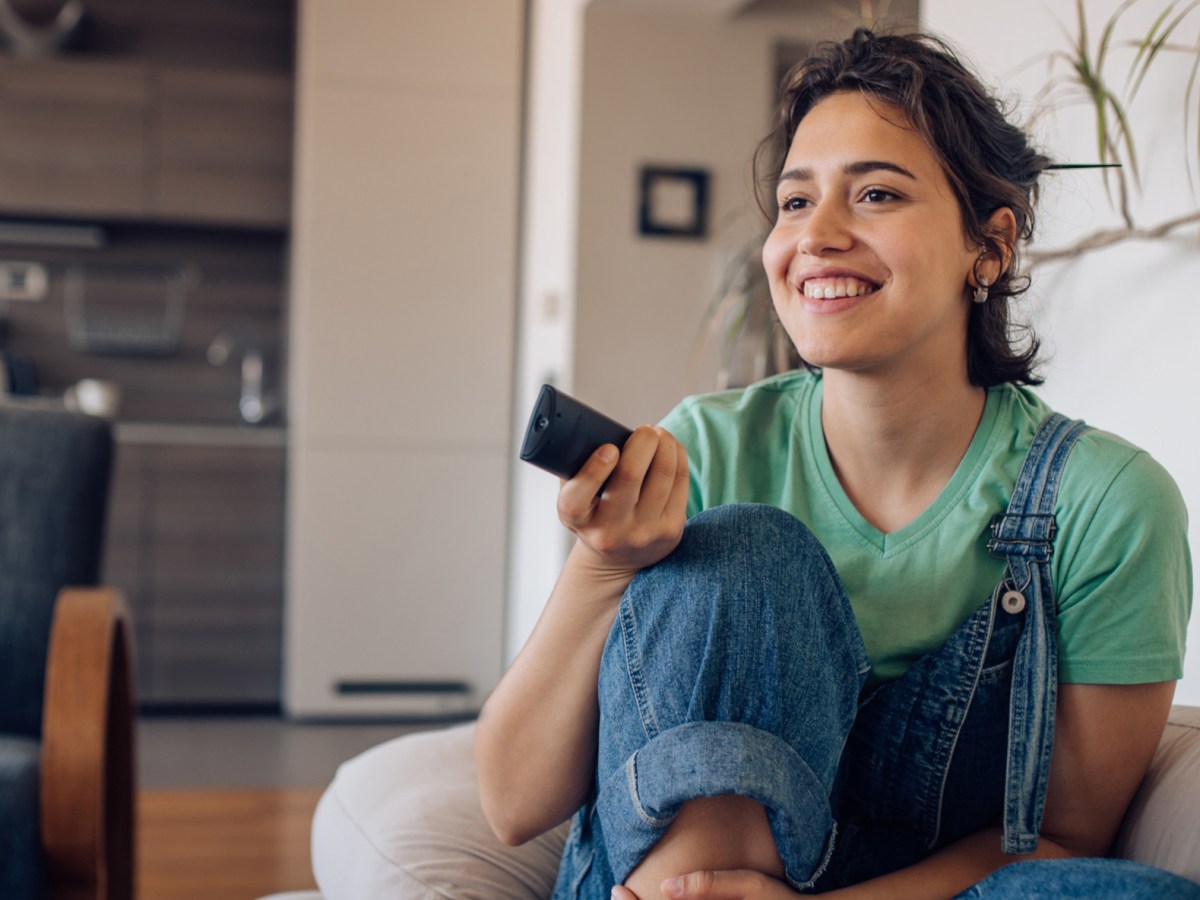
[[980, 206, 1018, 282]]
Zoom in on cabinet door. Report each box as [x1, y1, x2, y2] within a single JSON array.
[[0, 59, 149, 218], [149, 67, 293, 228], [102, 443, 153, 700], [142, 444, 286, 706]]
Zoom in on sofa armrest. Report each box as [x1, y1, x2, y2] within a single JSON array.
[[40, 587, 136, 900], [1112, 705, 1200, 884]]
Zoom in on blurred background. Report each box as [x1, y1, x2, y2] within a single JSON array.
[[0, 0, 1194, 747]]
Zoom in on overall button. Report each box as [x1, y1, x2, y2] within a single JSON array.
[[1001, 590, 1027, 614]]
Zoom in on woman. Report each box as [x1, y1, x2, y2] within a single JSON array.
[[475, 28, 1194, 899]]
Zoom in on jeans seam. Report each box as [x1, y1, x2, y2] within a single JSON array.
[[624, 752, 673, 828], [619, 598, 661, 742], [927, 591, 997, 849]]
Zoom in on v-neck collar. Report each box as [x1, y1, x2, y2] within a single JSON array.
[[804, 377, 1004, 556]]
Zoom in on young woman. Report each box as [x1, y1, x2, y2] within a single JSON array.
[[475, 28, 1194, 899]]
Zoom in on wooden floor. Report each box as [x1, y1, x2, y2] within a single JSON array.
[[138, 787, 324, 899]]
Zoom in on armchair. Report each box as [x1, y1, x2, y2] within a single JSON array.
[[0, 404, 135, 900]]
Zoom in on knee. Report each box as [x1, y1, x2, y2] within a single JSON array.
[[626, 503, 847, 639], [683, 503, 818, 556]]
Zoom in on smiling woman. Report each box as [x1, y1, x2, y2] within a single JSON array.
[[762, 92, 998, 385], [473, 26, 1196, 900]]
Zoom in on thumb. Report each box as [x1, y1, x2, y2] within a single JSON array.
[[660, 869, 765, 899]]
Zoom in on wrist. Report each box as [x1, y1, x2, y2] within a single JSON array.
[[566, 538, 644, 589]]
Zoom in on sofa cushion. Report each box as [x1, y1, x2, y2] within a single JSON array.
[[1114, 705, 1200, 883], [312, 708, 1200, 898], [0, 735, 46, 900], [311, 722, 567, 900]]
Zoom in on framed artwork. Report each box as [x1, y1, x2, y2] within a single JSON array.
[[637, 166, 710, 239]]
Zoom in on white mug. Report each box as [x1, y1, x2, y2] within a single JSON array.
[[65, 378, 121, 420]]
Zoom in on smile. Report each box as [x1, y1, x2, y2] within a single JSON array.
[[801, 276, 880, 300]]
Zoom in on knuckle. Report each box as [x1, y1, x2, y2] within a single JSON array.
[[556, 494, 586, 527], [608, 465, 641, 489], [688, 870, 716, 893], [589, 532, 620, 555]]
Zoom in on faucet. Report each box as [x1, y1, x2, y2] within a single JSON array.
[[206, 328, 276, 425]]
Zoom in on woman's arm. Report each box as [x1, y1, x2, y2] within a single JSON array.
[[475, 426, 690, 846], [632, 680, 1176, 900]]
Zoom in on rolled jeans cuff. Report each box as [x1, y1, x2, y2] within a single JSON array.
[[595, 720, 836, 891]]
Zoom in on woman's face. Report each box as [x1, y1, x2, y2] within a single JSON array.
[[762, 90, 980, 381]]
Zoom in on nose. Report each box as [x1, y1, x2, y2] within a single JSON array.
[[794, 199, 854, 256]]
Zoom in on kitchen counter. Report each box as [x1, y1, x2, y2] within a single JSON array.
[[116, 422, 287, 448]]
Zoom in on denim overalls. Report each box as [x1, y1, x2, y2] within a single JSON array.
[[552, 413, 1094, 897]]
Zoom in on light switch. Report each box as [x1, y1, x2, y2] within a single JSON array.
[[0, 261, 48, 302]]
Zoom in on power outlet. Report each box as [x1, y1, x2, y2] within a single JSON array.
[[0, 260, 48, 301]]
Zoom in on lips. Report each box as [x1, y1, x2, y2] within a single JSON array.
[[801, 275, 880, 300]]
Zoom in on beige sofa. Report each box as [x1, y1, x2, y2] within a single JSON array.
[[263, 706, 1200, 899]]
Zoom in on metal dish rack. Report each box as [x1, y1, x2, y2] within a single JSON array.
[[63, 263, 200, 357]]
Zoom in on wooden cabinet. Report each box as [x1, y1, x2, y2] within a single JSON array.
[[105, 439, 286, 708], [149, 67, 293, 227], [0, 59, 292, 228], [0, 59, 148, 218]]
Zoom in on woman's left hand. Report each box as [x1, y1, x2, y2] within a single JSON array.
[[612, 869, 800, 899]]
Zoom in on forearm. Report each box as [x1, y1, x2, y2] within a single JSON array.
[[475, 541, 633, 845], [827, 826, 1075, 900]]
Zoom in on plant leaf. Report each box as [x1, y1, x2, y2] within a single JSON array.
[[1129, 0, 1200, 100]]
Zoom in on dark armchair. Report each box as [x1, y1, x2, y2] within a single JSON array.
[[0, 404, 135, 900]]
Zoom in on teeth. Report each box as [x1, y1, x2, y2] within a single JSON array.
[[802, 277, 878, 299]]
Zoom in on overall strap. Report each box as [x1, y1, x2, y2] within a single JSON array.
[[986, 412, 1090, 855]]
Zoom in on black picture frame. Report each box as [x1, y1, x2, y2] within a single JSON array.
[[637, 166, 710, 239]]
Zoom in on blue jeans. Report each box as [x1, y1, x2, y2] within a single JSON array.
[[551, 503, 1197, 898], [553, 503, 869, 897], [956, 859, 1200, 898]]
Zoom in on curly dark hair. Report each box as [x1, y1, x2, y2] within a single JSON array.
[[756, 27, 1051, 387]]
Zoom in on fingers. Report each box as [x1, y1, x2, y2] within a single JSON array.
[[558, 426, 686, 525], [658, 869, 776, 899], [664, 436, 691, 525], [611, 887, 641, 900], [603, 425, 671, 505], [557, 443, 619, 529], [557, 425, 689, 573]]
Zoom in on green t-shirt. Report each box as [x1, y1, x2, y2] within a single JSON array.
[[660, 370, 1192, 689]]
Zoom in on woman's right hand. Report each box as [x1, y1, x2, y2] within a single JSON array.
[[557, 425, 690, 580]]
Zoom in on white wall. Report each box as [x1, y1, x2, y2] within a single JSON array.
[[923, 0, 1200, 704], [506, 0, 591, 662]]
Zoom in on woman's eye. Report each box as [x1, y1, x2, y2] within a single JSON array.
[[861, 188, 899, 203], [779, 196, 808, 212]]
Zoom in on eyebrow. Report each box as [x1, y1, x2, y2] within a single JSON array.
[[776, 160, 919, 189]]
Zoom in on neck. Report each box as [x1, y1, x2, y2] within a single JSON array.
[[820, 363, 986, 534]]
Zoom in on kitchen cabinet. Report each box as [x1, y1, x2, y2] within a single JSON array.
[[0, 59, 292, 228], [286, 0, 524, 718], [105, 435, 286, 708], [0, 58, 149, 218], [149, 67, 293, 228]]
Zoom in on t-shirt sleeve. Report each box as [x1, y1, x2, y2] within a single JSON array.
[[1054, 445, 1193, 684]]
